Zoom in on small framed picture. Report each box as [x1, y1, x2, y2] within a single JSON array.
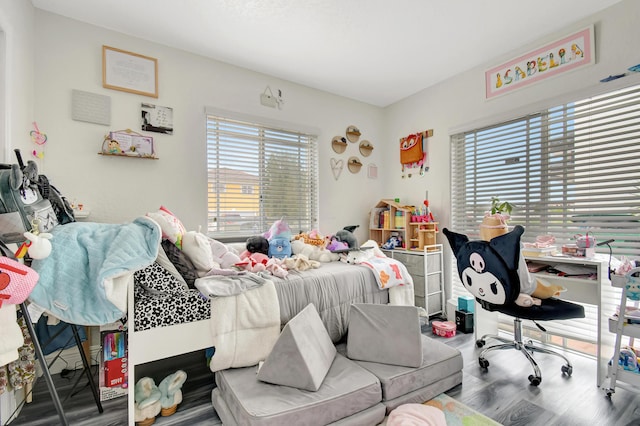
[[103, 45, 158, 98], [141, 103, 173, 135]]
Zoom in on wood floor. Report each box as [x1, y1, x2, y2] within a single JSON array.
[[8, 319, 640, 426]]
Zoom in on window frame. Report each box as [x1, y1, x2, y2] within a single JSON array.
[[205, 109, 319, 240], [449, 83, 640, 356]]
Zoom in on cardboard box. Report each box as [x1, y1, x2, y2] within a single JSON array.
[[455, 310, 474, 334], [99, 321, 128, 401]]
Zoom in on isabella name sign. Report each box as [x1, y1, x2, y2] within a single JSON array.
[[485, 26, 594, 99]]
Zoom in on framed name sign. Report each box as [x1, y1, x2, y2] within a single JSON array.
[[485, 26, 594, 99]]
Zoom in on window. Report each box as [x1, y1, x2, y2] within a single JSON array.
[[206, 111, 318, 239], [450, 84, 640, 355]]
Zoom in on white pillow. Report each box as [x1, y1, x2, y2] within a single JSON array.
[[182, 231, 216, 272]]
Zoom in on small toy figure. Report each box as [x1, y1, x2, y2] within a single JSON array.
[[108, 139, 122, 154]]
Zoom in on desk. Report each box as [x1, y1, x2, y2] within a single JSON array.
[[474, 255, 609, 387]]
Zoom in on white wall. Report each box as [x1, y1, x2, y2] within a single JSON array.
[[0, 1, 34, 420], [0, 0, 34, 163], [11, 2, 640, 249], [383, 0, 640, 288], [30, 10, 384, 242]]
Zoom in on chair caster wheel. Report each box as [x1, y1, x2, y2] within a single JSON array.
[[476, 339, 485, 348], [528, 375, 541, 386], [479, 358, 489, 369], [561, 364, 573, 376]]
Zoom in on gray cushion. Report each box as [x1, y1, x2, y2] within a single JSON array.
[[214, 353, 382, 425], [211, 388, 386, 426], [347, 303, 422, 368], [257, 303, 336, 391], [339, 334, 463, 401]]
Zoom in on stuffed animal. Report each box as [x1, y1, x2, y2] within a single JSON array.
[[23, 231, 52, 259], [146, 206, 186, 249], [245, 236, 269, 256], [263, 218, 292, 241], [294, 231, 326, 248], [265, 257, 288, 278], [268, 237, 291, 259], [235, 252, 269, 272], [343, 248, 375, 265], [291, 239, 339, 263], [283, 254, 320, 271], [335, 226, 358, 249], [158, 370, 187, 416], [444, 226, 523, 307], [209, 239, 241, 269], [326, 237, 349, 252], [382, 235, 402, 250]]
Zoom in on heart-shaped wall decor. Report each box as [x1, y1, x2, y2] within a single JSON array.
[[330, 158, 343, 181]]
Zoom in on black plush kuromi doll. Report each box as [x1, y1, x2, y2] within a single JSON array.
[[443, 225, 524, 309]]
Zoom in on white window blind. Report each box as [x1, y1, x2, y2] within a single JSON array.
[[450, 84, 640, 354], [206, 113, 318, 239]]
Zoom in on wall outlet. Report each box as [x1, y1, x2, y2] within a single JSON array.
[[260, 93, 277, 108]]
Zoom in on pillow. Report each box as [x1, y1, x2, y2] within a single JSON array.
[[182, 231, 217, 272], [147, 206, 186, 249], [133, 262, 189, 296], [257, 303, 336, 391], [155, 240, 188, 287], [347, 304, 422, 368], [443, 225, 523, 308], [161, 240, 198, 289]]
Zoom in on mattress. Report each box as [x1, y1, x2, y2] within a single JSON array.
[[271, 262, 389, 342], [134, 261, 388, 340]]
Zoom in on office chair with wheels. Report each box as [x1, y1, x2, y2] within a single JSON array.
[[443, 225, 585, 386]]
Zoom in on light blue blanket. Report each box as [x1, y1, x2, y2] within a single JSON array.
[[29, 217, 161, 325]]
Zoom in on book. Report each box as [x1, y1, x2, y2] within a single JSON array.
[[522, 246, 557, 257]]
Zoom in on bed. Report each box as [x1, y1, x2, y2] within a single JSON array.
[[129, 260, 389, 362], [126, 247, 391, 425]]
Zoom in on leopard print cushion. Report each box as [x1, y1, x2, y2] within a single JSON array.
[[134, 261, 188, 296], [134, 290, 211, 331], [133, 261, 211, 331]]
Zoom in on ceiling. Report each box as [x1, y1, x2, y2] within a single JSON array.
[[32, 0, 624, 107]]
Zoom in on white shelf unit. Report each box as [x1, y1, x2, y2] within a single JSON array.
[[381, 245, 444, 318], [424, 244, 444, 318], [604, 271, 640, 396]]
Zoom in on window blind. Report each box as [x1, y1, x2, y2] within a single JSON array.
[[450, 84, 640, 354], [206, 113, 318, 239]]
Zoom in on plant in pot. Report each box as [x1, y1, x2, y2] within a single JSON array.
[[479, 196, 515, 241]]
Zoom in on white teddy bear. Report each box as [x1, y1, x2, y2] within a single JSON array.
[[290, 239, 339, 263], [181, 231, 241, 275], [209, 239, 241, 269]]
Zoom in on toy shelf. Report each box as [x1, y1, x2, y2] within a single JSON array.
[[369, 199, 438, 251], [369, 199, 411, 249], [408, 222, 438, 251]]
